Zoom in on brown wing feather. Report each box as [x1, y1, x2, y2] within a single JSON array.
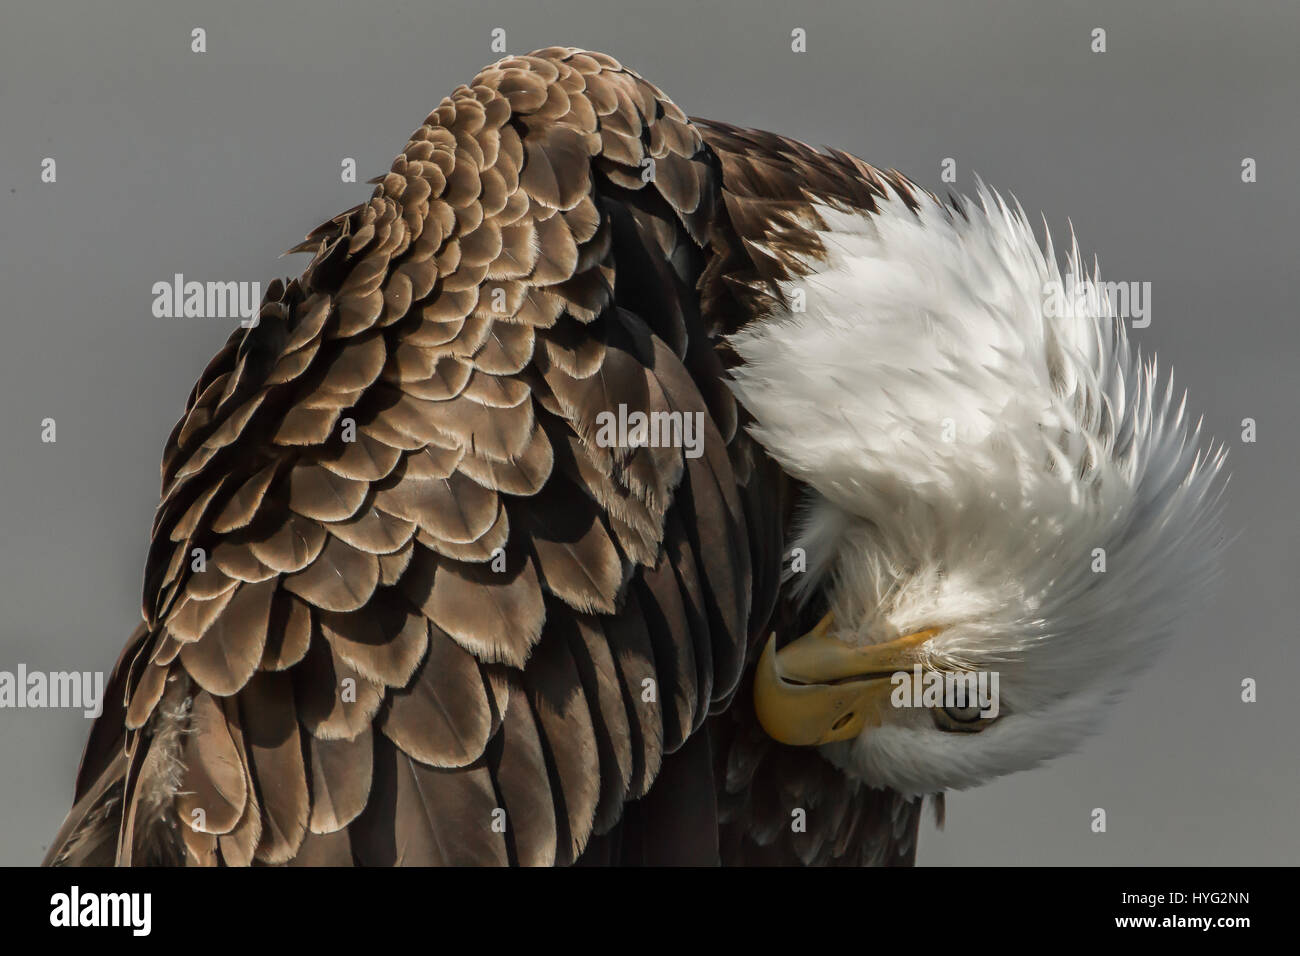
[[55, 47, 773, 867], [47, 48, 930, 868]]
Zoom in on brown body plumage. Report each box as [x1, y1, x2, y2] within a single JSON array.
[[45, 47, 925, 867]]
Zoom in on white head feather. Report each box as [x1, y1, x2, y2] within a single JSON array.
[[728, 184, 1228, 796]]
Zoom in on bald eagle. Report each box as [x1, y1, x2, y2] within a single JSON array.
[[44, 47, 1225, 867]]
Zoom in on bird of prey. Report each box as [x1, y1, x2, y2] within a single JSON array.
[[44, 47, 1226, 867]]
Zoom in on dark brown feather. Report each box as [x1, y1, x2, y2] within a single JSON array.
[[379, 622, 493, 768], [306, 730, 373, 834], [178, 578, 275, 696], [175, 690, 247, 835], [317, 592, 429, 688], [522, 623, 600, 864], [487, 676, 557, 865], [239, 671, 309, 863]]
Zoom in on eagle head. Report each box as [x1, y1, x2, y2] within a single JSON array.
[[729, 186, 1228, 796]]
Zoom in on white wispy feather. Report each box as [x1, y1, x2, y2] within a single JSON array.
[[728, 183, 1228, 795]]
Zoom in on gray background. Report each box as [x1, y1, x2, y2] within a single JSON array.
[[1, 0, 1295, 865]]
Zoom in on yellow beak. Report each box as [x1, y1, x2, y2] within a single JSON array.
[[753, 612, 941, 745]]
